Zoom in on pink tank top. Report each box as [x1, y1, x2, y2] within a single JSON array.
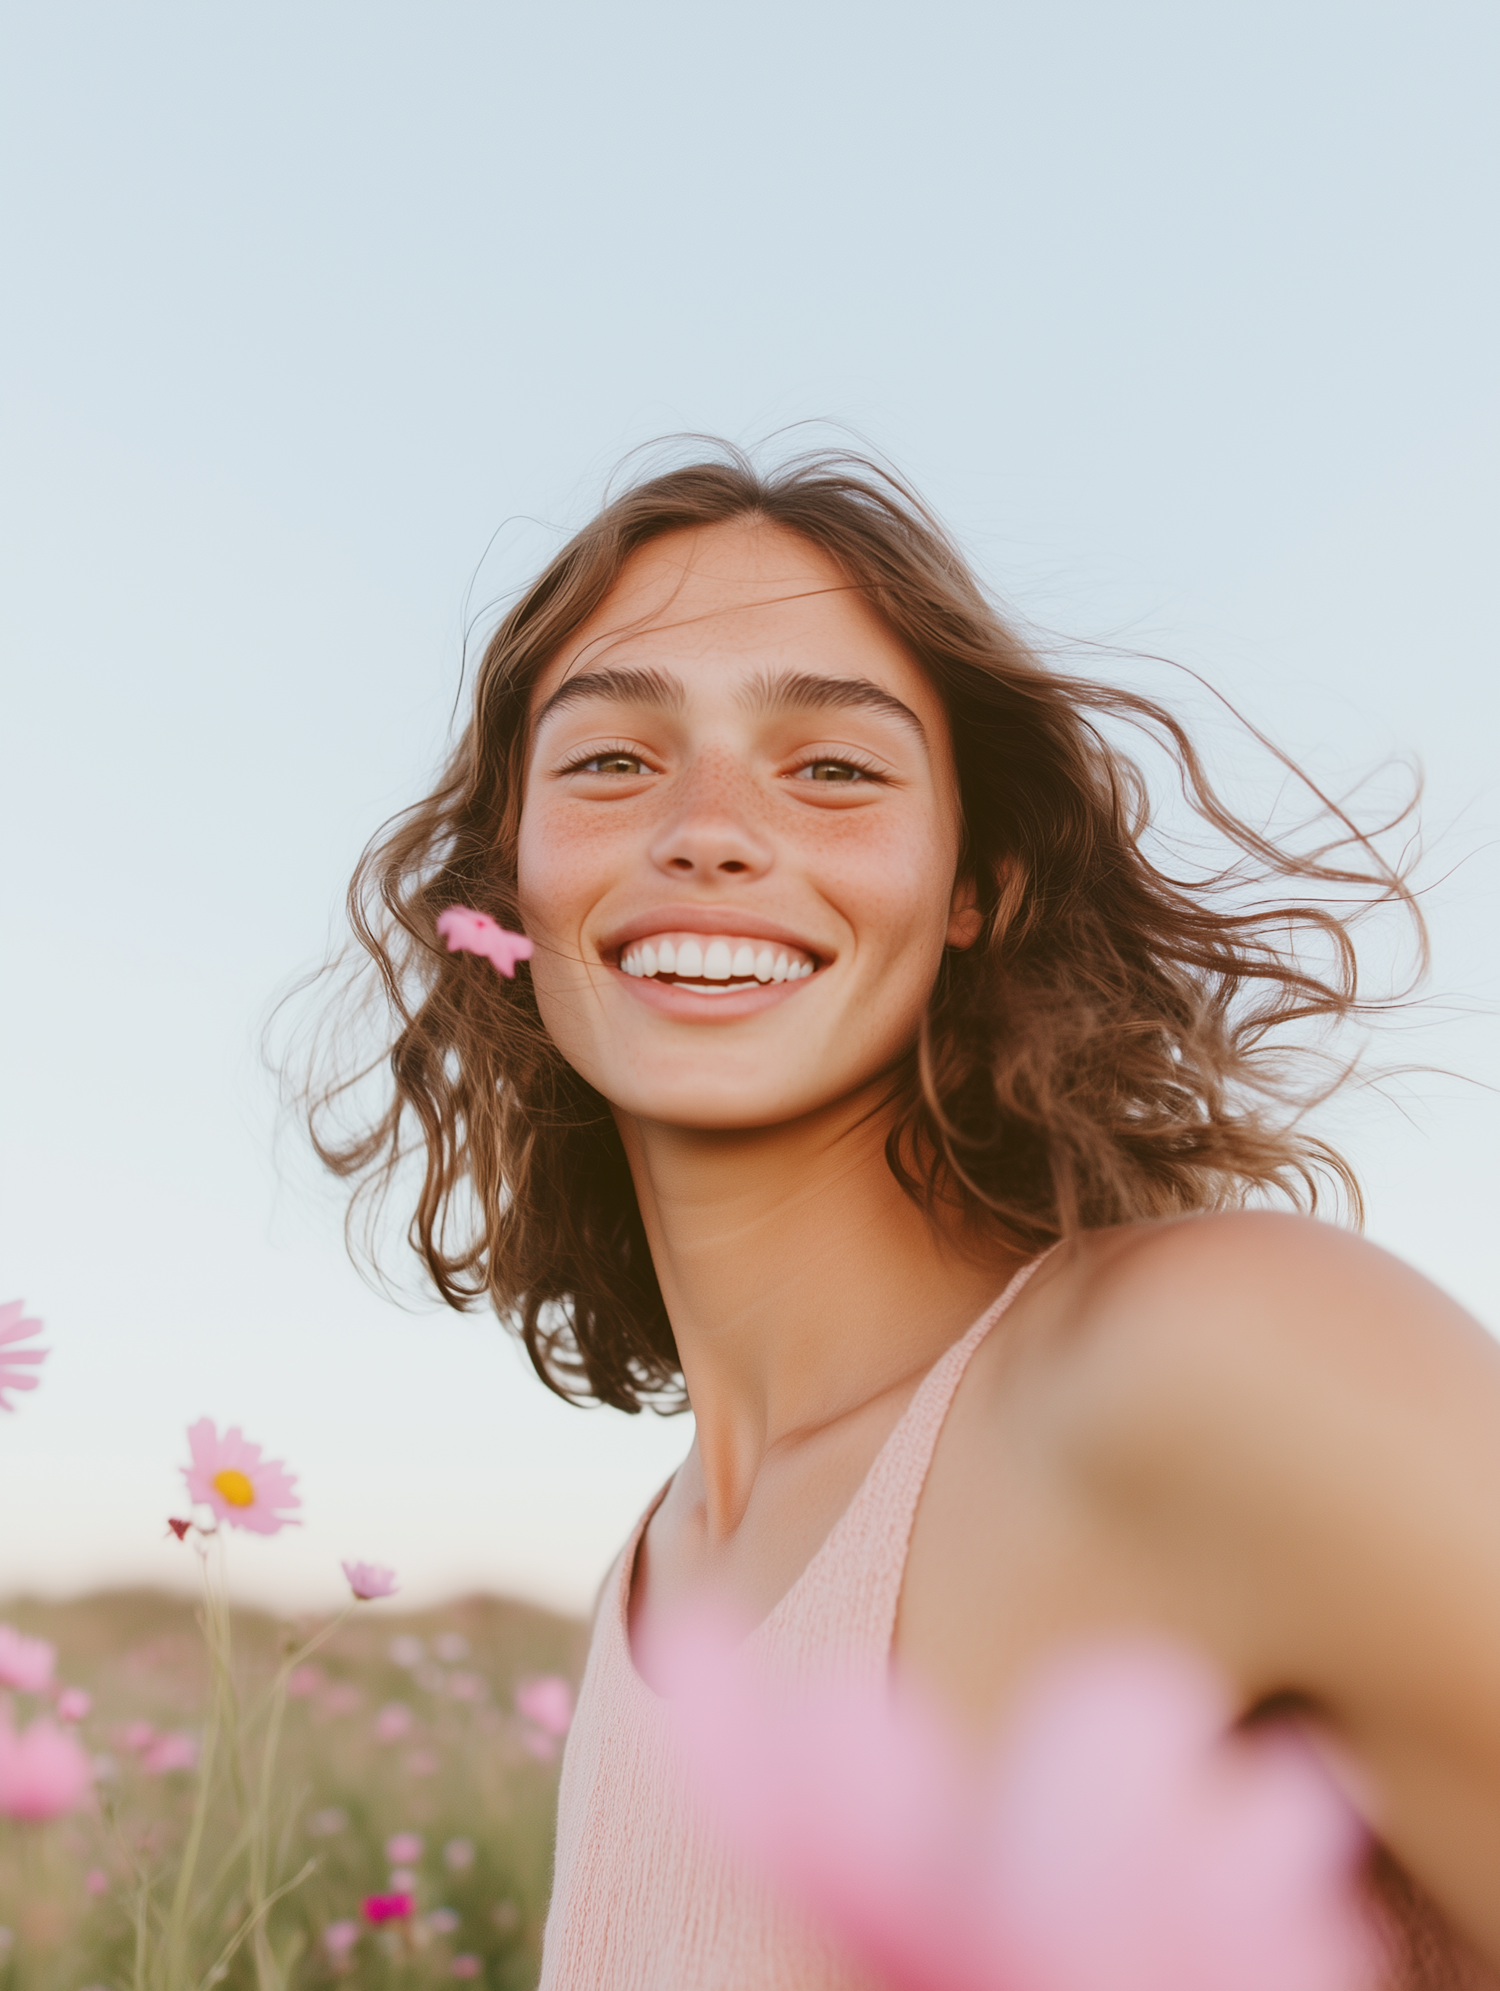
[[538, 1255, 1051, 1990]]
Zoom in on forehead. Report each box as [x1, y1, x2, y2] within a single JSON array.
[[529, 518, 945, 726]]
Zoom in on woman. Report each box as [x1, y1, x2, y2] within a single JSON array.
[[308, 447, 1500, 1987]]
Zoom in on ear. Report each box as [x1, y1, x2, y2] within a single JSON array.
[[946, 872, 984, 950]]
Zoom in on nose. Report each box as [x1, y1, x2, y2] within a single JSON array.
[[647, 761, 773, 882]]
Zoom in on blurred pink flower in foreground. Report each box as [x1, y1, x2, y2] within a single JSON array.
[[436, 906, 534, 978], [55, 1687, 91, 1722], [659, 1615, 1376, 1991], [0, 1301, 47, 1412], [0, 1625, 55, 1695], [362, 1892, 414, 1924], [343, 1559, 399, 1601], [386, 1831, 424, 1865], [182, 1419, 302, 1535], [0, 1710, 94, 1820], [515, 1674, 574, 1738], [286, 1665, 324, 1700]]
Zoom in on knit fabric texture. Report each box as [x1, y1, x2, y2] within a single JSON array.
[[538, 1254, 1051, 1990]]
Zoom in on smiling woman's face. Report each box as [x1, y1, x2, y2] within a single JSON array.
[[516, 518, 978, 1132]]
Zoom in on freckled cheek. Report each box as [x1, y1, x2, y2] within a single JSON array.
[[804, 812, 959, 956], [515, 803, 626, 965]]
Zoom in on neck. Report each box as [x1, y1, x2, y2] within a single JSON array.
[[614, 1080, 1023, 1539]]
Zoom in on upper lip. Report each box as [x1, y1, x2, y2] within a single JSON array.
[[600, 906, 831, 964]]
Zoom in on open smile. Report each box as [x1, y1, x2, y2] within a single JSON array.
[[618, 931, 817, 995]]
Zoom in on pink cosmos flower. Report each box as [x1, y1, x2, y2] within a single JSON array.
[[0, 1710, 94, 1820], [323, 1919, 360, 1959], [515, 1674, 574, 1738], [386, 1831, 424, 1865], [119, 1721, 156, 1754], [0, 1625, 55, 1694], [0, 1301, 47, 1412], [436, 906, 534, 978], [182, 1419, 301, 1535], [427, 1907, 462, 1934], [374, 1702, 414, 1742], [55, 1687, 91, 1723], [342, 1559, 399, 1601], [362, 1892, 415, 1925], [85, 1867, 109, 1897], [286, 1665, 324, 1699], [451, 1958, 482, 1979], [658, 1615, 1377, 1991]]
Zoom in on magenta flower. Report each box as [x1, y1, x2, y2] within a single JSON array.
[[0, 1301, 47, 1412], [0, 1710, 94, 1821], [436, 906, 533, 978], [342, 1559, 399, 1601], [362, 1892, 415, 1925], [182, 1419, 301, 1535], [55, 1687, 91, 1723], [515, 1674, 574, 1739], [0, 1626, 55, 1695], [659, 1616, 1377, 1991]]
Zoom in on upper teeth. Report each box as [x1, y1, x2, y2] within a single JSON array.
[[618, 935, 817, 984]]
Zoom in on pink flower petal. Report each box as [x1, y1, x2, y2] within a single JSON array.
[[0, 1301, 47, 1413], [657, 1614, 1378, 1991], [436, 906, 534, 979]]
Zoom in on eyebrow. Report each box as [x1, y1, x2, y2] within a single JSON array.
[[533, 664, 926, 742]]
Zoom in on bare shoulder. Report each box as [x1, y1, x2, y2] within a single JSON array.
[[959, 1209, 1500, 1630], [1036, 1210, 1499, 1465]]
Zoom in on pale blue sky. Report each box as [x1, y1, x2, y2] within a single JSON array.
[[1, 1, 1495, 1612]]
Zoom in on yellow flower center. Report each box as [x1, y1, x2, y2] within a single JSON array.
[[212, 1468, 256, 1507]]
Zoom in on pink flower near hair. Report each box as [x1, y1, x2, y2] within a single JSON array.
[[342, 1559, 399, 1601], [0, 1625, 55, 1695], [181, 1419, 302, 1535], [436, 906, 533, 978], [657, 1612, 1377, 1991], [0, 1301, 47, 1412], [0, 1710, 93, 1820], [515, 1674, 574, 1738], [362, 1891, 414, 1924]]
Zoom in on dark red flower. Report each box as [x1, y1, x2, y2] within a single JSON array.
[[167, 1518, 192, 1541]]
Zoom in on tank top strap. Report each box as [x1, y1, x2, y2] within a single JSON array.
[[758, 1246, 1058, 1681]]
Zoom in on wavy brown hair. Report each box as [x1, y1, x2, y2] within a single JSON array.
[[296, 442, 1418, 1413]]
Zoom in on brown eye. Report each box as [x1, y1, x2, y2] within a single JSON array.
[[800, 760, 865, 783], [580, 753, 647, 776]]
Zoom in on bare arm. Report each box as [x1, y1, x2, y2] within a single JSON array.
[[902, 1212, 1500, 1962]]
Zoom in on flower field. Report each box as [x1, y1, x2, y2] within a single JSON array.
[[0, 1586, 585, 1991]]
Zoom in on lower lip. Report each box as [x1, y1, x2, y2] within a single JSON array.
[[610, 966, 818, 1019]]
